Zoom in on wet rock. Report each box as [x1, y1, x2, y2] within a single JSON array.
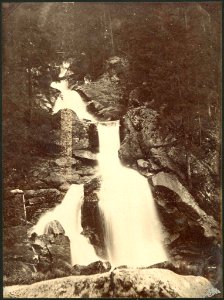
[[59, 182, 71, 192], [112, 268, 219, 298], [82, 177, 105, 258], [152, 172, 219, 240], [24, 189, 64, 222], [22, 179, 49, 190], [24, 188, 61, 199], [74, 150, 97, 160], [79, 67, 125, 121], [29, 233, 71, 274], [44, 220, 65, 235], [26, 206, 56, 224], [42, 172, 67, 187], [84, 177, 101, 195], [3, 268, 219, 298], [75, 166, 96, 176], [27, 197, 47, 206], [119, 132, 144, 163], [150, 147, 185, 179], [72, 260, 111, 275], [48, 235, 71, 266], [55, 157, 77, 167], [137, 159, 149, 169], [148, 260, 204, 277], [65, 173, 80, 183]]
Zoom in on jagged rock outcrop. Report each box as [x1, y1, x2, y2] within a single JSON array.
[[78, 57, 128, 121], [74, 150, 97, 160], [151, 172, 220, 240], [82, 177, 106, 258], [44, 220, 65, 235], [24, 189, 64, 223], [119, 107, 185, 179], [73, 261, 111, 275], [3, 268, 220, 298]]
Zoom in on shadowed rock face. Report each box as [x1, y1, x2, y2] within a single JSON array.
[[82, 178, 106, 259], [152, 172, 219, 240], [73, 260, 111, 275], [3, 268, 220, 298], [44, 220, 65, 235]]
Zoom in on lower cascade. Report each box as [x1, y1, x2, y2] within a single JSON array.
[[98, 121, 168, 267], [31, 184, 99, 265]]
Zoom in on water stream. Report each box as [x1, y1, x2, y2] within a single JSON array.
[[31, 184, 99, 265], [32, 62, 167, 268], [51, 79, 96, 121], [97, 121, 167, 267]]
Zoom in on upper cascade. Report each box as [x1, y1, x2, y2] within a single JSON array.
[[50, 62, 96, 122]]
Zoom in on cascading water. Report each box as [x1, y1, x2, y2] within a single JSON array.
[[31, 184, 99, 265], [50, 63, 96, 121], [98, 121, 167, 267], [30, 63, 99, 266], [33, 61, 167, 268]]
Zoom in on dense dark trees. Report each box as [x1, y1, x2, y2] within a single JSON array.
[[3, 2, 221, 187]]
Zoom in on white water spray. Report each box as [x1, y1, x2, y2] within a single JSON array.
[[31, 184, 99, 265], [98, 121, 167, 267], [50, 62, 96, 121]]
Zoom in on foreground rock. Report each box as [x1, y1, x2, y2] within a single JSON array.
[[73, 260, 111, 275], [3, 268, 220, 298]]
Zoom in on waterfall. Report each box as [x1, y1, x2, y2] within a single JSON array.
[[98, 121, 167, 267], [50, 63, 96, 122], [31, 184, 99, 265], [33, 61, 167, 268]]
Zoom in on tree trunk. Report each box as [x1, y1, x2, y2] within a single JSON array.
[[186, 154, 192, 189], [184, 12, 188, 30], [60, 109, 73, 157], [27, 59, 32, 125], [108, 10, 115, 56], [197, 98, 202, 146]]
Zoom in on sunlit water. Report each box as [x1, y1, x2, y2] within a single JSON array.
[[31, 184, 99, 265], [98, 121, 168, 267]]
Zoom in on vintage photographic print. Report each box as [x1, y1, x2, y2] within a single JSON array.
[[2, 1, 222, 298]]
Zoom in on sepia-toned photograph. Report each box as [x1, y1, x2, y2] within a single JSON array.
[[2, 2, 222, 298]]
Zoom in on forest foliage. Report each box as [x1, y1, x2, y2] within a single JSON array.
[[2, 2, 221, 186]]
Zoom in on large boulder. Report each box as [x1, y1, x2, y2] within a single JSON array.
[[73, 150, 97, 160], [78, 57, 127, 121], [44, 220, 65, 235], [28, 232, 71, 274], [3, 268, 220, 298], [72, 260, 111, 275]]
